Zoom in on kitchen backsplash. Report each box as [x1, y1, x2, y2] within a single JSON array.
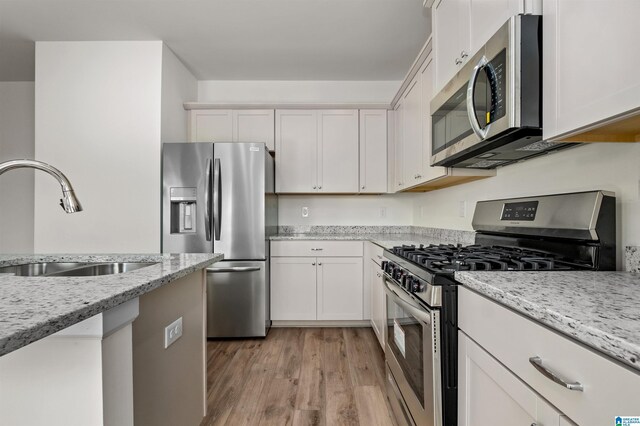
[[277, 225, 476, 245], [625, 247, 640, 272]]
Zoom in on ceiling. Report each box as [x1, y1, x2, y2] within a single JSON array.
[[0, 0, 431, 82]]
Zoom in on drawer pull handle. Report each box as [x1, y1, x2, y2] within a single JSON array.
[[529, 357, 584, 392], [311, 248, 323, 251]]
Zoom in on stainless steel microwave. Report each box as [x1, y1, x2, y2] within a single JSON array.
[[430, 15, 572, 169]]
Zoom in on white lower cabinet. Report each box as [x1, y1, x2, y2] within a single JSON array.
[[271, 257, 317, 320], [369, 261, 385, 349], [317, 257, 363, 320], [459, 331, 564, 426], [459, 286, 640, 426], [270, 241, 364, 322]]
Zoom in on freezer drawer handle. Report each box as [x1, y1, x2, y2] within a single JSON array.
[[529, 357, 584, 391], [206, 266, 261, 273]]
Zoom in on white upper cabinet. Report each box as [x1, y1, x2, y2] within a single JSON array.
[[543, 0, 640, 142], [275, 110, 317, 193], [359, 110, 388, 193], [232, 110, 275, 151], [188, 109, 233, 142], [433, 0, 469, 93], [392, 102, 405, 190], [402, 76, 424, 187], [317, 110, 359, 193], [276, 109, 359, 193], [433, 0, 539, 93], [188, 109, 275, 150]]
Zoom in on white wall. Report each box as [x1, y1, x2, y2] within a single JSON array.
[[279, 194, 413, 226], [198, 80, 400, 104], [412, 143, 640, 264], [0, 82, 35, 253], [161, 45, 197, 143], [34, 41, 164, 253]]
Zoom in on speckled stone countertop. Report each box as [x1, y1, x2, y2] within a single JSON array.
[[0, 253, 222, 357], [271, 225, 476, 248], [455, 271, 640, 372]]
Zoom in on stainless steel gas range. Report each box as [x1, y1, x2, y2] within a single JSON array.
[[381, 190, 616, 426]]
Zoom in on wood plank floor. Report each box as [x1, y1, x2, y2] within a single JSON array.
[[201, 328, 395, 426]]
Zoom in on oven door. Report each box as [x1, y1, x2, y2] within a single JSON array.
[[384, 275, 442, 426]]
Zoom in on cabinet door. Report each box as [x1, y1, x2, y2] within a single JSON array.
[[402, 77, 423, 187], [393, 102, 405, 191], [419, 55, 448, 183], [232, 110, 275, 151], [370, 261, 385, 349], [271, 257, 317, 320], [433, 0, 464, 92], [275, 110, 317, 193], [317, 257, 363, 320], [359, 110, 388, 193], [459, 331, 541, 426], [188, 110, 233, 142], [317, 110, 359, 193], [543, 0, 640, 140]]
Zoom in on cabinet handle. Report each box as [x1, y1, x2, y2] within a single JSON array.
[[455, 57, 463, 65], [528, 357, 584, 391], [311, 248, 323, 251], [361, 185, 365, 189], [313, 186, 317, 189], [318, 263, 322, 266], [312, 262, 316, 266], [376, 255, 382, 259], [461, 50, 468, 59], [318, 186, 322, 189]]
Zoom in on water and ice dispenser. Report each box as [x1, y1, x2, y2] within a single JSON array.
[[169, 187, 197, 234]]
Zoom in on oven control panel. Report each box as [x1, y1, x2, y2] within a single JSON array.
[[501, 200, 539, 221]]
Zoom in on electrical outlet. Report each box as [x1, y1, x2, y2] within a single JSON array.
[[458, 201, 466, 218], [380, 207, 387, 218], [164, 317, 183, 349], [301, 206, 309, 218]]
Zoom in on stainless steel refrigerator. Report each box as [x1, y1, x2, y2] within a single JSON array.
[[161, 142, 277, 338]]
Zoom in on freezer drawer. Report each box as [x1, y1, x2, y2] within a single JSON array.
[[206, 260, 270, 338]]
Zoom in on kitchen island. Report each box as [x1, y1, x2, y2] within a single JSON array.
[[0, 252, 222, 426]]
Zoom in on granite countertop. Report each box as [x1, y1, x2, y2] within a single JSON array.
[[455, 270, 640, 372], [0, 253, 222, 357]]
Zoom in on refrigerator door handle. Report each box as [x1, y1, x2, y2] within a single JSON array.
[[206, 266, 261, 273], [204, 158, 212, 241], [213, 158, 221, 240]]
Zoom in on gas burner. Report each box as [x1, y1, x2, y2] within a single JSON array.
[[389, 243, 575, 272]]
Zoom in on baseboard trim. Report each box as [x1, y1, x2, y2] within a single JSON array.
[[272, 320, 372, 328]]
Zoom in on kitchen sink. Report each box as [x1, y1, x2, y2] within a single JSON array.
[[0, 262, 157, 277]]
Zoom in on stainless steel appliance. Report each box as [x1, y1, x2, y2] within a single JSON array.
[[431, 15, 573, 169], [162, 142, 277, 338], [382, 190, 616, 426]]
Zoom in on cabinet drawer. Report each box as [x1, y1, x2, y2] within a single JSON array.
[[271, 240, 363, 257], [459, 286, 640, 426]]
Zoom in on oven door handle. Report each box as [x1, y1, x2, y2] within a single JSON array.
[[383, 275, 432, 325], [466, 55, 491, 140]]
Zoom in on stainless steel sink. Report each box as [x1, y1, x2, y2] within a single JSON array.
[[0, 262, 157, 277]]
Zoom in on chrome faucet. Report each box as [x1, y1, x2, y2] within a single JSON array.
[[0, 159, 82, 213]]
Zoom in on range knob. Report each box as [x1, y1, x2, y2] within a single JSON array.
[[410, 278, 422, 293], [381, 260, 388, 272]]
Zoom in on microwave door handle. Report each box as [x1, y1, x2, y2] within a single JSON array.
[[204, 158, 212, 242], [466, 55, 491, 140], [213, 158, 221, 241]]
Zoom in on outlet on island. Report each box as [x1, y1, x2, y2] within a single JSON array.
[[164, 316, 183, 348]]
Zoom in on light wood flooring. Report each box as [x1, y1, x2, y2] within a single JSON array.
[[201, 327, 395, 426]]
